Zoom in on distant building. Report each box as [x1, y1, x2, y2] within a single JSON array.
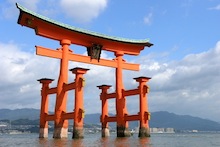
[[192, 130, 198, 133], [0, 124, 7, 127], [165, 128, 175, 133], [150, 127, 175, 133], [150, 128, 158, 133]]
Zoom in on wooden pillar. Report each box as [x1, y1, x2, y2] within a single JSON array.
[[115, 51, 130, 137], [70, 67, 89, 139], [134, 77, 151, 137], [37, 78, 54, 138], [53, 39, 71, 138], [97, 85, 111, 137]]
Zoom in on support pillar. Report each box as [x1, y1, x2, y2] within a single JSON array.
[[134, 77, 151, 137], [53, 39, 71, 138], [115, 51, 130, 137], [97, 85, 111, 137], [38, 78, 54, 138], [70, 67, 89, 139]]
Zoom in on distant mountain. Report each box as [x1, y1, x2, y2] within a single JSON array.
[[149, 111, 220, 131], [1, 109, 220, 131], [84, 113, 100, 124], [0, 108, 39, 120]]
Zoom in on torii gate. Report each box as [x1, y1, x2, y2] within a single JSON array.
[[16, 3, 153, 138]]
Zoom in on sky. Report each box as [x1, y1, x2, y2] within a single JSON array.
[[0, 0, 220, 122]]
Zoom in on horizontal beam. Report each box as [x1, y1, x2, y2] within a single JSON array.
[[105, 116, 117, 122], [62, 112, 75, 120], [104, 114, 141, 122], [47, 87, 57, 95], [45, 114, 55, 121], [123, 89, 139, 97], [63, 82, 76, 91], [36, 46, 139, 71], [105, 89, 139, 99], [46, 82, 76, 95], [44, 112, 75, 121], [106, 92, 116, 99], [125, 114, 140, 121]]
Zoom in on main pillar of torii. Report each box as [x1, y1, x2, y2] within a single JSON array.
[[16, 3, 153, 138]]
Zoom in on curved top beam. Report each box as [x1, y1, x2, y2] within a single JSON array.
[[16, 3, 153, 55]]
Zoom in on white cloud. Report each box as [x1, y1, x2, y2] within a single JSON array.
[[0, 41, 115, 113], [14, 0, 39, 11], [137, 41, 220, 121], [0, 42, 59, 109], [1, 40, 220, 122], [148, 62, 160, 71], [1, 0, 108, 23], [208, 4, 220, 10], [1, 0, 40, 19], [144, 12, 153, 25], [60, 0, 108, 23]]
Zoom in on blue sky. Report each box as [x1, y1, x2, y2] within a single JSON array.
[[0, 0, 220, 122]]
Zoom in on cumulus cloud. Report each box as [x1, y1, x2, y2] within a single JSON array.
[[1, 40, 220, 121], [60, 0, 108, 23], [1, 0, 108, 23], [136, 41, 220, 121], [0, 42, 115, 113], [0, 42, 59, 109]]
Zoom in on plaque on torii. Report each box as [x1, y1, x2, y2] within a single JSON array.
[[16, 3, 153, 138]]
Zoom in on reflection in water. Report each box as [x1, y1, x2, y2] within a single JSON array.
[[3, 133, 220, 147], [99, 137, 110, 147], [139, 137, 151, 147], [71, 138, 84, 147], [52, 138, 69, 147], [97, 136, 151, 147], [114, 137, 130, 147], [38, 134, 152, 147], [39, 138, 70, 147], [38, 138, 46, 146]]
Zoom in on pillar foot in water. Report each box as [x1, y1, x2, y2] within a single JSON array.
[[117, 126, 131, 137], [53, 127, 68, 138], [39, 128, 48, 138], [72, 127, 84, 139], [138, 127, 150, 137], [102, 128, 110, 137]]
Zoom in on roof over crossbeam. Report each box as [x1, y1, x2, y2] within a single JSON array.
[[16, 3, 153, 55]]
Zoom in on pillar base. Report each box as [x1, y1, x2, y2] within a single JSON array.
[[53, 127, 68, 138], [39, 128, 48, 138], [117, 126, 131, 137], [138, 127, 150, 137], [102, 128, 110, 137], [72, 127, 84, 139]]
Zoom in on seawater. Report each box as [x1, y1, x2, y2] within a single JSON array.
[[1, 133, 220, 147]]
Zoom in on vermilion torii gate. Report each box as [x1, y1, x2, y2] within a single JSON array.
[[16, 3, 153, 138]]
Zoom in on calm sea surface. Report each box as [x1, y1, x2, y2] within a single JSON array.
[[1, 133, 220, 147]]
